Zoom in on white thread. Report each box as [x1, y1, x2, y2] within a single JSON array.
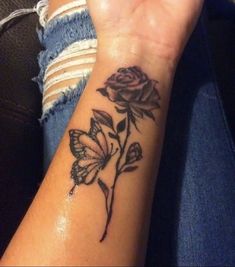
[[48, 0, 87, 22], [39, 0, 96, 114], [43, 40, 96, 113], [0, 8, 34, 30], [35, 0, 49, 27], [44, 68, 92, 92], [0, 0, 86, 30], [43, 80, 85, 112], [59, 40, 98, 57], [46, 40, 97, 70], [0, 0, 48, 30], [43, 85, 77, 103], [43, 102, 56, 113], [47, 48, 97, 70], [44, 57, 96, 80], [56, 7, 87, 18]]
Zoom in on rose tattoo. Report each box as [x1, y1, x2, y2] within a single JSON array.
[[69, 66, 160, 241], [97, 66, 160, 128]]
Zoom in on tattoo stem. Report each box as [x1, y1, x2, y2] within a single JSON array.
[[111, 126, 122, 151], [100, 113, 131, 242], [105, 196, 109, 215]]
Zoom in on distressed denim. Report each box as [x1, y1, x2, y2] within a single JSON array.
[[37, 7, 235, 267], [146, 15, 235, 267]]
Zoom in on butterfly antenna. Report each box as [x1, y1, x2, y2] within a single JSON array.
[[110, 143, 118, 156], [110, 143, 113, 153], [69, 184, 76, 196]]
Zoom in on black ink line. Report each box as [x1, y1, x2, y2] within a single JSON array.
[[99, 112, 131, 242], [68, 66, 160, 242]]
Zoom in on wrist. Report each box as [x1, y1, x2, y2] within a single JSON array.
[[96, 35, 181, 68], [95, 36, 178, 91], [96, 36, 179, 80]]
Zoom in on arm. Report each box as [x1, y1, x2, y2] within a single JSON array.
[[1, 0, 203, 266]]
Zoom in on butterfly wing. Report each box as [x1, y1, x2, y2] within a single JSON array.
[[71, 159, 100, 186], [89, 119, 109, 157], [69, 119, 112, 188], [69, 129, 85, 158], [69, 129, 104, 159]]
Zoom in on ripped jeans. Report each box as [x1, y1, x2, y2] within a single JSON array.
[[36, 5, 235, 267]]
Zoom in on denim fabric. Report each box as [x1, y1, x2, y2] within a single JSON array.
[[146, 15, 235, 266], [43, 78, 87, 168], [38, 7, 235, 267], [35, 10, 95, 93], [206, 0, 235, 21]]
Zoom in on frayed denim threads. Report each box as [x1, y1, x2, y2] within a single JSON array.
[[35, 10, 96, 94]]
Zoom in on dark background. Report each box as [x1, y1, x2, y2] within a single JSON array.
[[0, 0, 234, 258], [0, 0, 43, 255]]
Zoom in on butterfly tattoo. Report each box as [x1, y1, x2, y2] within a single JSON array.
[[69, 118, 117, 195], [68, 66, 160, 241]]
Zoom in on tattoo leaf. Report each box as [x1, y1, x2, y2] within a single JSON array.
[[69, 66, 160, 242], [98, 178, 109, 199], [93, 109, 114, 129], [142, 109, 156, 121], [115, 106, 127, 114], [97, 88, 108, 97], [129, 112, 140, 132], [108, 132, 117, 140], [123, 166, 138, 172], [116, 118, 126, 133]]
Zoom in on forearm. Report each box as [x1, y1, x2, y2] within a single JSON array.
[[1, 0, 204, 264], [1, 46, 176, 265]]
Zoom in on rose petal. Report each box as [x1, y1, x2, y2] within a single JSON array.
[[131, 107, 144, 118], [139, 81, 155, 101], [106, 86, 120, 102], [120, 89, 142, 101], [105, 81, 127, 90], [115, 100, 128, 107], [131, 101, 160, 111], [131, 66, 148, 82]]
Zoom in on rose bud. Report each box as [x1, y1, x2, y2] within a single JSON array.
[[126, 142, 143, 165]]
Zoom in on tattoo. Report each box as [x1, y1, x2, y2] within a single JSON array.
[[68, 66, 160, 242]]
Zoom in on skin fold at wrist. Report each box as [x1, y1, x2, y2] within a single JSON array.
[[96, 35, 181, 69]]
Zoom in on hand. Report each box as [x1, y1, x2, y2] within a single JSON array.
[[88, 0, 204, 63]]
